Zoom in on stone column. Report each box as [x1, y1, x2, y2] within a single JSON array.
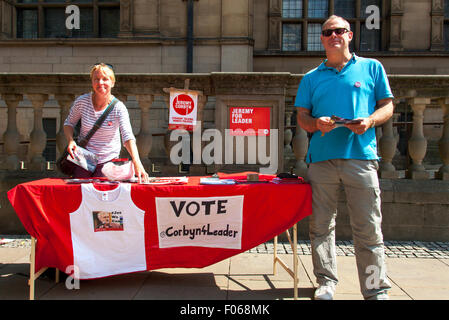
[[430, 0, 445, 51], [114, 94, 128, 158], [389, 0, 404, 51], [406, 98, 430, 179], [268, 0, 282, 51], [284, 111, 293, 155], [55, 94, 75, 157], [119, 0, 133, 37], [28, 94, 49, 171], [162, 94, 179, 175], [378, 116, 399, 178], [292, 123, 308, 179], [2, 94, 23, 170], [436, 97, 449, 180], [135, 94, 154, 170], [191, 95, 208, 173]]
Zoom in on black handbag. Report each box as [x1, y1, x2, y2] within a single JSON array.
[[56, 98, 119, 176]]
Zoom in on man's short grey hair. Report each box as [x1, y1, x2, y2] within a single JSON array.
[[322, 15, 351, 31]]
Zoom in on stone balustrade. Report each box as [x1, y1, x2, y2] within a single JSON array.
[[0, 73, 448, 180]]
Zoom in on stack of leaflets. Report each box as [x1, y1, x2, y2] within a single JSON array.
[[330, 115, 362, 127], [67, 146, 98, 173], [140, 176, 189, 185], [200, 177, 236, 185]]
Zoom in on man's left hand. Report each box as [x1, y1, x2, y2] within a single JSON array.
[[345, 117, 375, 135]]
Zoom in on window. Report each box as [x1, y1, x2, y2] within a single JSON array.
[[281, 0, 383, 52], [15, 0, 120, 39], [282, 24, 301, 51]]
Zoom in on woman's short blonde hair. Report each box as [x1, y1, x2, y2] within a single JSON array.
[[90, 63, 115, 84]]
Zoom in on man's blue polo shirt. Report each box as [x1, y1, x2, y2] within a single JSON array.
[[294, 54, 394, 163]]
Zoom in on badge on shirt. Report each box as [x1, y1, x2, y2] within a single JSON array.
[[354, 81, 361, 88], [107, 121, 113, 126]]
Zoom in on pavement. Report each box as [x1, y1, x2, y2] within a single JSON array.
[[1, 237, 449, 301]]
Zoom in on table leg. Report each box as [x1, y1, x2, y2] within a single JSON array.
[[55, 269, 60, 283], [29, 237, 36, 300], [293, 223, 298, 300], [272, 223, 299, 300], [28, 236, 50, 300], [273, 235, 278, 275]]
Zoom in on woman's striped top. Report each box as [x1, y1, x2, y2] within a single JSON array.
[[64, 93, 135, 164]]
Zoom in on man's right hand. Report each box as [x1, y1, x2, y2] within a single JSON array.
[[316, 117, 336, 135]]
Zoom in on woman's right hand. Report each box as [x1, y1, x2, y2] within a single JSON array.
[[67, 140, 77, 159]]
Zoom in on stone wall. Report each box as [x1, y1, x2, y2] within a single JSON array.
[[297, 179, 449, 242]]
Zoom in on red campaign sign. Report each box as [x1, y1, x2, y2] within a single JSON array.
[[168, 91, 198, 131], [172, 94, 194, 116], [229, 107, 271, 136]]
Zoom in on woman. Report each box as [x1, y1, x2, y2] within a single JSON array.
[[63, 63, 149, 183]]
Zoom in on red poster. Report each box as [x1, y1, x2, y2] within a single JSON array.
[[168, 91, 198, 131], [229, 107, 271, 136]]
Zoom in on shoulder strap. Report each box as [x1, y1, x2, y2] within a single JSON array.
[[78, 98, 119, 148]]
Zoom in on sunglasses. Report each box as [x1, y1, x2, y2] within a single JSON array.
[[94, 63, 114, 70], [321, 28, 349, 37]]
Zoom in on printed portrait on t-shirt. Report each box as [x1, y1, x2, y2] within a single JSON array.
[[92, 210, 124, 232]]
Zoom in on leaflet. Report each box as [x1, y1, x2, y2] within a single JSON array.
[[67, 146, 98, 173]]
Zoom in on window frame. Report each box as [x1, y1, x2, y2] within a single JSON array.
[[445, 0, 449, 51], [279, 0, 387, 53], [12, 0, 121, 39]]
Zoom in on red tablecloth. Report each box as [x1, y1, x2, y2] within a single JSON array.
[[7, 173, 312, 278]]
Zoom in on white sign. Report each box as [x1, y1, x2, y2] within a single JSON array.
[[156, 196, 244, 249], [169, 90, 198, 131]]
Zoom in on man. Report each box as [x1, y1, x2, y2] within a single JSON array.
[[294, 15, 393, 300]]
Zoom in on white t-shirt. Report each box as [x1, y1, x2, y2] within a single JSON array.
[[69, 183, 146, 279]]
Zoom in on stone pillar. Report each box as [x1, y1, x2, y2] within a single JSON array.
[[162, 95, 174, 161], [389, 0, 404, 51], [292, 123, 308, 179], [135, 94, 154, 170], [28, 94, 49, 171], [430, 0, 445, 51], [2, 94, 23, 170], [55, 94, 75, 157], [191, 95, 208, 173], [406, 98, 430, 179], [119, 0, 133, 37], [393, 112, 401, 152], [436, 97, 449, 180], [284, 111, 293, 154], [378, 116, 399, 178], [268, 0, 282, 51], [114, 94, 128, 157]]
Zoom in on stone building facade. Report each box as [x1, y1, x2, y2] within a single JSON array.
[[0, 1, 449, 240], [0, 0, 447, 74]]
